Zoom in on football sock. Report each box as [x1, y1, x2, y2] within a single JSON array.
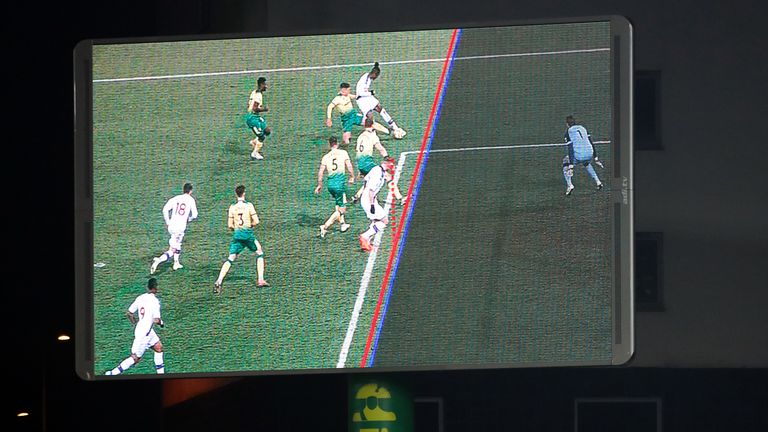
[[586, 164, 600, 183], [216, 261, 231, 284], [372, 122, 390, 134], [563, 170, 573, 188], [379, 109, 399, 130], [324, 211, 340, 228], [363, 224, 376, 239], [111, 357, 135, 375], [173, 253, 180, 265], [338, 213, 346, 225], [256, 139, 264, 152], [154, 352, 165, 374], [257, 256, 265, 281], [156, 252, 170, 264]]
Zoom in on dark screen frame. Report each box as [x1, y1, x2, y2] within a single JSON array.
[[74, 15, 633, 380]]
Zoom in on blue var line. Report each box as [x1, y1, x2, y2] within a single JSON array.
[[367, 28, 463, 367]]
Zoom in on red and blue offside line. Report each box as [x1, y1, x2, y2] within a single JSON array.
[[359, 28, 463, 368]]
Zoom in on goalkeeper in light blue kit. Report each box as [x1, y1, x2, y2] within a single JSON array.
[[562, 115, 603, 195]]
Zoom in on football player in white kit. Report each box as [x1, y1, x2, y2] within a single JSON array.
[[358, 157, 400, 252], [355, 62, 407, 139], [150, 183, 199, 274], [105, 278, 165, 375]]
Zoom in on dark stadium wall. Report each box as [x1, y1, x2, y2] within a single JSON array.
[[163, 368, 767, 431]]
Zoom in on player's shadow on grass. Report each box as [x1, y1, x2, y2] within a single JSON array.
[[212, 139, 251, 175], [296, 212, 326, 227], [147, 265, 170, 277], [223, 138, 249, 156]]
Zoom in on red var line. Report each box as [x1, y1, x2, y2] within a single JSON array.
[[359, 28, 460, 367]]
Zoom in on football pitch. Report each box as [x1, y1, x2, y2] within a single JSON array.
[[92, 22, 614, 375]]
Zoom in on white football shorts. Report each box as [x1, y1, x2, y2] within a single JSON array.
[[131, 329, 160, 358], [168, 230, 185, 251], [356, 95, 380, 117]]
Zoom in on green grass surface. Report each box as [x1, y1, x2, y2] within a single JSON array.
[[92, 21, 616, 375], [93, 30, 453, 375]]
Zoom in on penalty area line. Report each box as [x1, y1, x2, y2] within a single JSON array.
[[400, 140, 611, 156]]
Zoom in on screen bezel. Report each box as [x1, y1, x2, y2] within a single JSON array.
[[74, 15, 633, 380]]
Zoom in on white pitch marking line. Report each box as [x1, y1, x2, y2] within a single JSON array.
[[336, 139, 611, 366], [93, 47, 610, 83], [455, 47, 610, 62], [401, 140, 611, 156], [336, 152, 407, 368]]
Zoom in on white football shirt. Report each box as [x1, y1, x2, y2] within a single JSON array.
[[129, 293, 161, 338], [163, 193, 198, 232], [364, 165, 387, 197], [356, 73, 373, 98]]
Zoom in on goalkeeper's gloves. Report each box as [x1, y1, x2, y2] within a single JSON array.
[[594, 157, 604, 169]]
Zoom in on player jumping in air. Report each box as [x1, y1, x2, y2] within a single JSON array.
[[314, 136, 356, 238], [150, 183, 198, 274], [105, 278, 165, 375], [563, 115, 603, 196], [246, 77, 271, 160], [355, 62, 407, 139], [358, 157, 406, 252], [214, 185, 269, 294], [326, 82, 389, 144]]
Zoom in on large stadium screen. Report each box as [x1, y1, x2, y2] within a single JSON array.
[[75, 17, 634, 379]]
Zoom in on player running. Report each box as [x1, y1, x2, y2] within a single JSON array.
[[150, 183, 198, 274], [358, 157, 406, 252], [326, 82, 390, 144], [563, 115, 603, 195], [355, 62, 407, 139], [246, 77, 271, 160], [213, 185, 269, 294], [314, 136, 356, 238], [351, 116, 391, 203], [105, 278, 165, 375]]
